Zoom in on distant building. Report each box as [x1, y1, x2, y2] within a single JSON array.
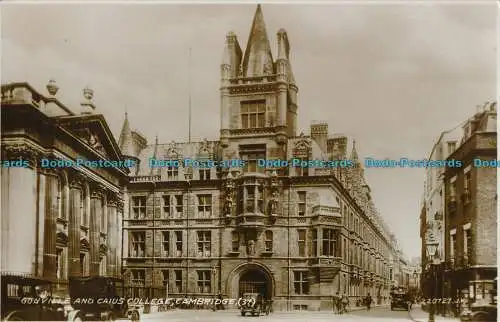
[[443, 102, 497, 302], [120, 5, 402, 311], [1, 81, 128, 296]]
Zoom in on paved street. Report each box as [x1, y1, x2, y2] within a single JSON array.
[[118, 305, 460, 322]]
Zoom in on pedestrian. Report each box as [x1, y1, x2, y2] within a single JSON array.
[[366, 293, 372, 311], [342, 294, 349, 313], [333, 292, 341, 314]]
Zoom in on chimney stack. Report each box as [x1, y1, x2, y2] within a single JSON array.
[[310, 121, 328, 152]]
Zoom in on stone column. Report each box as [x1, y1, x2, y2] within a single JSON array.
[[89, 187, 102, 275], [68, 175, 82, 277], [117, 200, 124, 275], [43, 172, 59, 280], [277, 85, 287, 127], [0, 144, 39, 275], [107, 196, 118, 276]]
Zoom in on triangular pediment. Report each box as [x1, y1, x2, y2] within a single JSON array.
[[56, 114, 123, 162]]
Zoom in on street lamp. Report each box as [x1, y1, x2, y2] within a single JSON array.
[[426, 239, 439, 322]]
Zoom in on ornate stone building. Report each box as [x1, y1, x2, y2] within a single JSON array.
[[1, 81, 128, 296], [443, 102, 497, 304], [121, 5, 400, 311]]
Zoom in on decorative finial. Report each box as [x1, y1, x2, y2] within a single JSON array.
[[83, 85, 94, 101], [46, 79, 59, 96]]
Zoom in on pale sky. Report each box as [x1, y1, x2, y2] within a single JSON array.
[[1, 2, 496, 259]]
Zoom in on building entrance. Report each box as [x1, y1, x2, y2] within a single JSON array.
[[238, 269, 271, 300]]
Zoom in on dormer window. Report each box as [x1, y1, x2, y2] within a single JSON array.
[[241, 100, 266, 128]]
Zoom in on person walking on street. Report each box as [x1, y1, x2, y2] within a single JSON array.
[[366, 293, 373, 311], [333, 292, 341, 314], [341, 294, 349, 313]]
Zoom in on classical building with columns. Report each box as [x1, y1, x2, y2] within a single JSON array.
[[120, 5, 402, 311], [1, 81, 129, 296]]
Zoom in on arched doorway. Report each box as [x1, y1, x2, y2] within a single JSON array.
[[238, 269, 271, 299]]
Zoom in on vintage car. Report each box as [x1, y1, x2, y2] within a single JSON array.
[[390, 290, 409, 311], [67, 276, 140, 321], [460, 281, 497, 322], [1, 273, 66, 321], [240, 293, 270, 316]]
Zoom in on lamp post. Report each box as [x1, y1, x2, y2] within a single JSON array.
[[426, 239, 439, 322]]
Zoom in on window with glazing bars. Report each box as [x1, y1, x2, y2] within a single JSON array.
[[322, 229, 336, 256], [298, 230, 306, 257], [162, 231, 169, 257], [197, 195, 212, 218], [175, 231, 183, 257], [293, 271, 309, 294], [197, 231, 211, 257], [264, 230, 273, 252], [174, 270, 183, 293], [131, 231, 145, 257], [232, 231, 240, 252], [297, 191, 306, 216], [241, 100, 266, 129], [197, 271, 211, 293], [132, 196, 147, 219]]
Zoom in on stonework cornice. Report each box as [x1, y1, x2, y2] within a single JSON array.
[[90, 183, 106, 199], [1, 143, 42, 168]]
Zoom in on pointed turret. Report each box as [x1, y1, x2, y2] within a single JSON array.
[[150, 134, 159, 176], [350, 140, 359, 161], [118, 112, 134, 157], [242, 4, 274, 77]]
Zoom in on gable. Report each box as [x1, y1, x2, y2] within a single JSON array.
[[56, 114, 123, 161]]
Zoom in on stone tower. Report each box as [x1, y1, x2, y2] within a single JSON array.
[[219, 5, 298, 160]]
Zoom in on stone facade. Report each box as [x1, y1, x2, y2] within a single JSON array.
[[1, 82, 128, 296], [442, 102, 497, 303], [121, 5, 402, 311]]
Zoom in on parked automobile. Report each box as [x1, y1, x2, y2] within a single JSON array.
[[1, 273, 66, 321], [67, 276, 140, 321], [460, 280, 497, 322], [390, 290, 409, 311], [240, 293, 270, 316]]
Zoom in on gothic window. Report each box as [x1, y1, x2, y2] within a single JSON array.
[[257, 185, 264, 213], [241, 100, 266, 129], [162, 231, 169, 257], [298, 229, 306, 257], [132, 196, 146, 219], [264, 230, 273, 252], [131, 231, 145, 257], [166, 166, 178, 180], [293, 271, 309, 294], [197, 271, 211, 293], [197, 195, 212, 218], [197, 231, 211, 257]]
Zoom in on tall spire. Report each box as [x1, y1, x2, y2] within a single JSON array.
[[118, 112, 134, 157], [150, 133, 159, 176], [351, 139, 359, 161], [242, 4, 274, 77]]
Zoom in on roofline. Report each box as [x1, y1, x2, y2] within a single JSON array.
[[426, 121, 465, 160]]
